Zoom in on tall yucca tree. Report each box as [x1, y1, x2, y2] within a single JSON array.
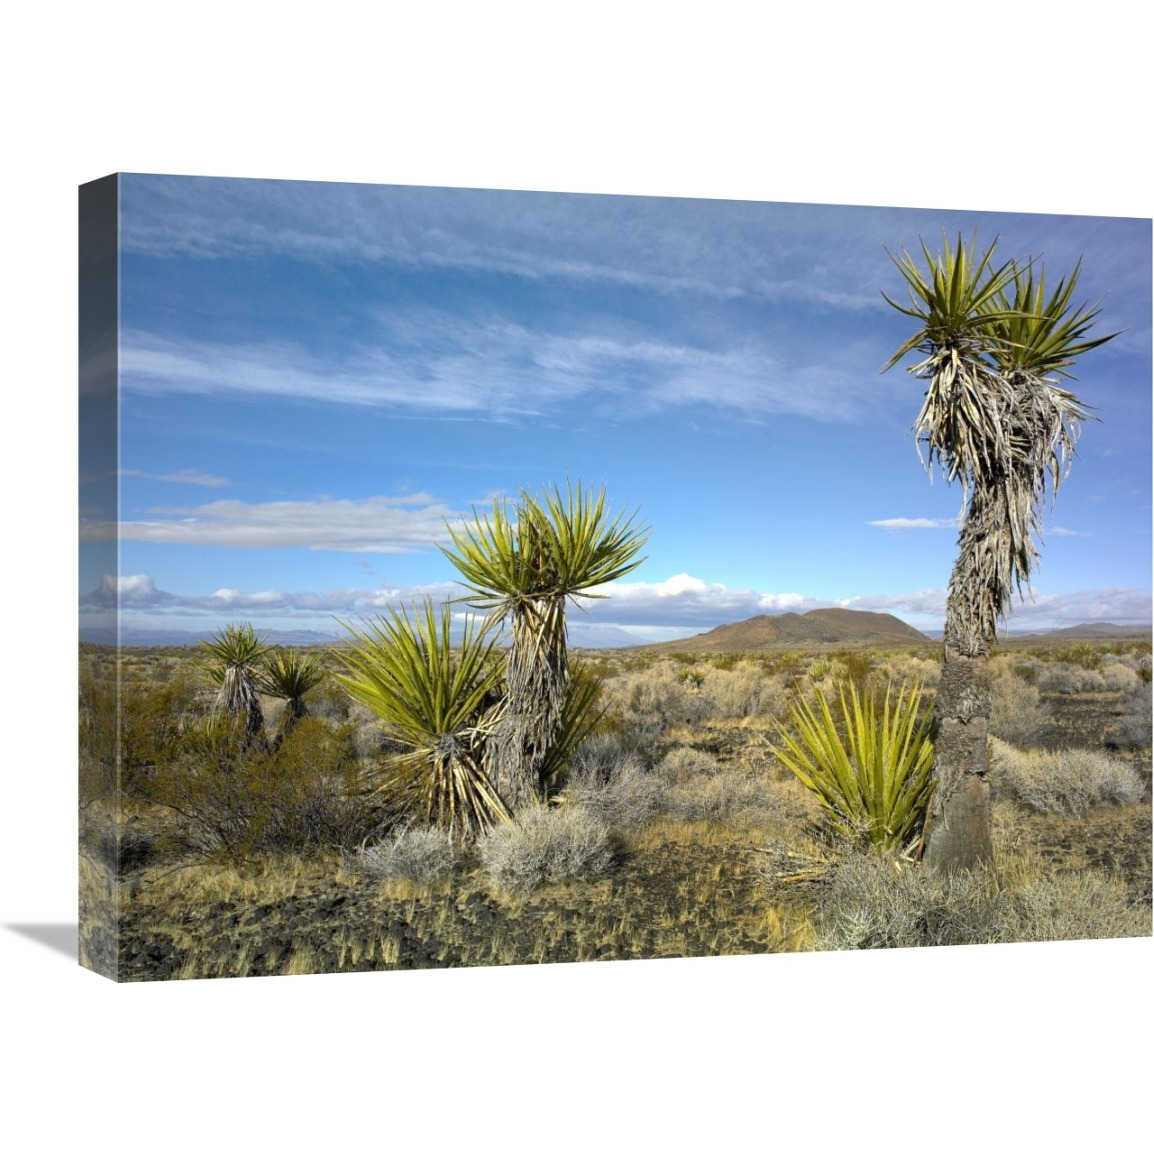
[[884, 234, 1116, 872], [335, 599, 510, 839], [196, 622, 271, 747], [444, 481, 648, 810]]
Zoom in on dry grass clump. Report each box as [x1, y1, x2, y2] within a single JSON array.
[[807, 852, 1149, 951], [988, 659, 1051, 745], [348, 826, 457, 885], [988, 738, 1145, 815], [478, 805, 615, 895]]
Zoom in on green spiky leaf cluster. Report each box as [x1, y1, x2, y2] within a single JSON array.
[[197, 622, 270, 687], [259, 648, 327, 703], [334, 599, 510, 838], [774, 681, 935, 856], [444, 481, 649, 612], [987, 259, 1116, 379]]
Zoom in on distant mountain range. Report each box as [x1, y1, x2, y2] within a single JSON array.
[[79, 614, 1152, 651], [644, 608, 930, 651], [1010, 622, 1152, 640]]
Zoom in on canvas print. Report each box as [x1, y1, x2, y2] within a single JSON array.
[[79, 174, 1152, 981]]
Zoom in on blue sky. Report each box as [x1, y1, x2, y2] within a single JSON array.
[[80, 174, 1152, 644]]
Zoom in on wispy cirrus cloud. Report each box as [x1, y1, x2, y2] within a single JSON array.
[[120, 321, 893, 424], [80, 493, 461, 553], [118, 177, 909, 310], [868, 517, 959, 531], [121, 467, 230, 488]]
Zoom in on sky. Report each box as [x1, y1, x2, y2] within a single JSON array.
[[79, 174, 1153, 645]]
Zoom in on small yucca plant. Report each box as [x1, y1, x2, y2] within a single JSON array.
[[335, 599, 510, 840], [259, 648, 327, 736], [775, 681, 935, 857], [196, 622, 271, 746]]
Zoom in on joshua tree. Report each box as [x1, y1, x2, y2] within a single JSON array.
[[335, 599, 511, 839], [259, 648, 327, 740], [444, 481, 648, 811], [883, 234, 1116, 871], [196, 622, 271, 747]]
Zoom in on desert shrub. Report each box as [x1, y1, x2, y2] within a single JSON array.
[[654, 745, 781, 824], [807, 853, 1148, 950], [774, 681, 935, 855], [988, 660, 1051, 745], [808, 854, 1005, 949], [307, 672, 354, 721], [871, 654, 941, 692], [87, 672, 206, 800], [988, 739, 1145, 815], [1001, 873, 1151, 941], [600, 660, 713, 750], [664, 770, 780, 825], [1101, 662, 1142, 694], [703, 662, 790, 719], [1052, 642, 1106, 671], [837, 650, 877, 686], [349, 826, 456, 885], [79, 668, 120, 809], [478, 805, 614, 894], [562, 738, 662, 831], [145, 716, 377, 858], [656, 746, 722, 780], [1108, 685, 1152, 749], [1033, 662, 1106, 694]]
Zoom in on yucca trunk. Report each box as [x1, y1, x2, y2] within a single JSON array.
[[218, 665, 266, 749], [281, 696, 308, 736], [922, 501, 998, 872], [488, 594, 568, 810]]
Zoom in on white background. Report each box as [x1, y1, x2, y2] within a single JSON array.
[[2, 3, 1149, 1148]]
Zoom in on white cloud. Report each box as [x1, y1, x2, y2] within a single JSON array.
[[1049, 526, 1092, 538], [81, 493, 461, 553], [81, 574, 170, 608], [80, 571, 1153, 639], [868, 517, 958, 531], [121, 468, 230, 488]]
